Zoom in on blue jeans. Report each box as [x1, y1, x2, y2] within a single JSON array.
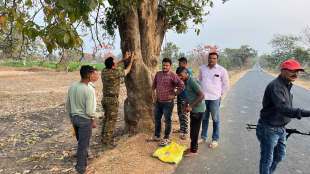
[[256, 119, 286, 174], [154, 101, 174, 139], [201, 99, 220, 141], [71, 115, 92, 174]]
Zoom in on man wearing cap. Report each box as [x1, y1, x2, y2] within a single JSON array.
[[256, 59, 310, 174]]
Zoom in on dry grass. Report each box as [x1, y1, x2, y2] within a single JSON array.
[[229, 69, 249, 86], [90, 68, 250, 174]]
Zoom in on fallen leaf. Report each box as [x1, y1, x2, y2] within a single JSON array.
[[61, 168, 73, 173], [49, 167, 60, 172], [22, 170, 31, 174]]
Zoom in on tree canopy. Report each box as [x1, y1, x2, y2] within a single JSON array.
[[0, 0, 228, 55], [1, 0, 229, 132], [260, 33, 310, 68]]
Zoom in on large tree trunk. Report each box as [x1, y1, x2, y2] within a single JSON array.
[[117, 1, 167, 134], [56, 49, 69, 72]]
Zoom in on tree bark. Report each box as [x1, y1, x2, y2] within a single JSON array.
[[117, 1, 167, 134], [56, 49, 69, 72]]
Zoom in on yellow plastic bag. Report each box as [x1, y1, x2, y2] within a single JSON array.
[[153, 141, 187, 164]]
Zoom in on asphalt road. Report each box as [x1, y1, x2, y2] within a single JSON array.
[[175, 67, 310, 174]]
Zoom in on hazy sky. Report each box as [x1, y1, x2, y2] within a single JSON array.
[[83, 0, 310, 55]]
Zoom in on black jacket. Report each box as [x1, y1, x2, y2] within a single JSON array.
[[260, 75, 310, 127]]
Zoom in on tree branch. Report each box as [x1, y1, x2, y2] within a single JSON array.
[[89, 26, 98, 55], [18, 33, 25, 60], [30, 6, 44, 21], [95, 4, 102, 47]]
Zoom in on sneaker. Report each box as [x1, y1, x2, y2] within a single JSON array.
[[146, 136, 161, 142], [159, 138, 171, 146], [183, 149, 198, 157], [198, 138, 207, 144], [208, 141, 219, 149], [179, 133, 187, 140]]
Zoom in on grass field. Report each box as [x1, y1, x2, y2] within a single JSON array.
[[0, 59, 105, 72]]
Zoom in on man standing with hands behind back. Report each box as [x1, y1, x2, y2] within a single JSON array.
[[199, 52, 229, 148], [66, 65, 98, 174]]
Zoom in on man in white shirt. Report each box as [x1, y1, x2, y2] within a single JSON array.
[[198, 52, 229, 148]]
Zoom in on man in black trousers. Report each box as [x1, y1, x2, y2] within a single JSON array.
[[177, 67, 205, 156]]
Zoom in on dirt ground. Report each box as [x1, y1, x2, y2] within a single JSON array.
[[0, 66, 248, 174]]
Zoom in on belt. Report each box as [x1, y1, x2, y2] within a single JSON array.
[[258, 119, 285, 128]]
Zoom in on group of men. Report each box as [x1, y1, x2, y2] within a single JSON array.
[[152, 52, 229, 156], [66, 48, 310, 174], [66, 50, 228, 173]]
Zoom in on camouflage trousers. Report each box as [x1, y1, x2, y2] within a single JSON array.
[[101, 98, 119, 144], [177, 98, 189, 134]]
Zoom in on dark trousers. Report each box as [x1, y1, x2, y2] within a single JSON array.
[[190, 112, 204, 153], [71, 116, 92, 174], [154, 101, 174, 139]]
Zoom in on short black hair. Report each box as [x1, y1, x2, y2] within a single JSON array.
[[105, 57, 114, 69], [80, 65, 96, 79], [178, 57, 187, 64], [162, 58, 172, 65], [176, 67, 188, 75], [208, 52, 219, 59]]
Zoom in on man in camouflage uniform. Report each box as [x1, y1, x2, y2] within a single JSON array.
[[101, 52, 135, 147]]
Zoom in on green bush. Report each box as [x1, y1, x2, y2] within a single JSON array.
[[67, 62, 81, 72], [39, 61, 57, 69], [92, 63, 105, 70], [67, 62, 105, 72]]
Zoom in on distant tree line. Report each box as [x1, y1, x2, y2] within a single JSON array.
[[218, 45, 257, 69], [259, 26, 310, 70], [160, 43, 258, 71]]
